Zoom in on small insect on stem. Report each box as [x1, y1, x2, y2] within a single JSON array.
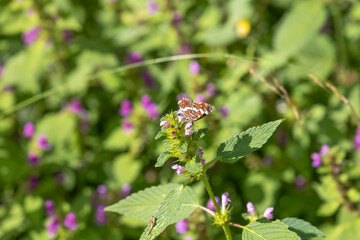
[[147, 215, 155, 236]]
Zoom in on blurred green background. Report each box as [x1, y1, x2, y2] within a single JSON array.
[[0, 0, 360, 239]]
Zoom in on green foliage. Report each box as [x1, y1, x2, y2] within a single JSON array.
[[281, 217, 325, 239], [217, 119, 285, 162], [139, 185, 198, 240], [242, 219, 300, 240]]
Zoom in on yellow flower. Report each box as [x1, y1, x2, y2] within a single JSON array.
[[236, 19, 251, 38]]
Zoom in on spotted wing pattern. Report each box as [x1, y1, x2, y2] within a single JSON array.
[[177, 98, 214, 122]]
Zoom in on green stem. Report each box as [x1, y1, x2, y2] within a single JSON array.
[[200, 172, 232, 240]]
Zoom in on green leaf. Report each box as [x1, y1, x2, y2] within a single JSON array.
[[112, 154, 142, 186], [185, 156, 203, 174], [155, 152, 172, 167], [154, 131, 165, 140], [282, 217, 325, 238], [140, 185, 198, 240], [242, 219, 300, 240], [273, 0, 326, 57], [192, 128, 208, 140], [180, 141, 188, 153], [105, 183, 179, 222], [217, 119, 284, 162]]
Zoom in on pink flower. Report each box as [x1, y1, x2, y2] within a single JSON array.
[[175, 219, 188, 234], [125, 51, 142, 64], [45, 200, 55, 216], [221, 192, 231, 212], [147, 0, 158, 15], [122, 118, 133, 134], [160, 121, 170, 129], [320, 145, 330, 156], [64, 212, 77, 230], [206, 82, 216, 97], [46, 215, 60, 238], [263, 207, 274, 220], [177, 110, 186, 123], [195, 93, 206, 102], [23, 122, 35, 138], [27, 152, 40, 167], [22, 27, 41, 46], [189, 60, 200, 75], [206, 197, 220, 211], [354, 128, 360, 151], [119, 99, 133, 116], [95, 204, 107, 225], [311, 152, 321, 168], [122, 183, 131, 198], [37, 134, 51, 150], [65, 98, 84, 115], [97, 185, 107, 199], [218, 107, 229, 118], [185, 122, 194, 136], [246, 202, 255, 215], [172, 164, 186, 175]]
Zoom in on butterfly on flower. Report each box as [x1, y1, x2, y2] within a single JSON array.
[[177, 98, 214, 123]]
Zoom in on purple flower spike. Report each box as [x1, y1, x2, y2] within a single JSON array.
[[45, 200, 55, 216], [46, 215, 60, 238], [189, 60, 200, 75], [263, 207, 274, 220], [160, 121, 170, 129], [147, 0, 158, 16], [355, 128, 360, 151], [66, 98, 84, 115], [97, 185, 107, 199], [119, 99, 133, 116], [64, 212, 77, 230], [96, 204, 107, 225], [219, 107, 229, 118], [195, 93, 206, 103], [206, 197, 220, 211], [206, 82, 216, 97], [175, 219, 188, 234], [27, 152, 40, 167], [141, 94, 152, 108], [37, 134, 51, 150], [122, 118, 133, 134], [22, 27, 41, 46], [320, 145, 330, 156], [311, 152, 322, 168], [198, 147, 203, 159], [122, 183, 131, 198], [221, 192, 231, 212], [23, 122, 35, 138], [172, 164, 186, 175], [246, 202, 255, 215], [141, 95, 159, 119], [185, 122, 194, 136], [125, 51, 142, 64]]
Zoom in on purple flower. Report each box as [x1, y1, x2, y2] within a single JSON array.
[[320, 145, 330, 156], [119, 99, 133, 116], [355, 128, 360, 151], [147, 0, 158, 16], [45, 200, 55, 216], [263, 207, 274, 220], [185, 122, 194, 136], [176, 92, 188, 101], [97, 185, 107, 199], [198, 147, 203, 159], [206, 82, 216, 97], [206, 197, 220, 211], [178, 43, 192, 54], [175, 219, 188, 234], [63, 29, 73, 43], [96, 204, 107, 225], [311, 152, 321, 168], [171, 131, 176, 135], [125, 51, 142, 64], [246, 202, 255, 215], [23, 122, 35, 138], [195, 93, 206, 102], [64, 212, 77, 230], [160, 121, 170, 129], [189, 60, 200, 75], [177, 110, 186, 123], [37, 134, 51, 150], [141, 95, 159, 119], [54, 172, 64, 185], [22, 27, 41, 46], [28, 174, 39, 191], [0, 64, 4, 77], [66, 98, 84, 115], [221, 192, 231, 212], [122, 183, 131, 198], [27, 152, 40, 167], [122, 118, 133, 134], [46, 215, 60, 238], [295, 175, 306, 191], [141, 70, 155, 88], [218, 107, 229, 118], [172, 164, 186, 175]]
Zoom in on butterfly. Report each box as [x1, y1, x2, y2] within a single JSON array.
[[177, 98, 214, 122]]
